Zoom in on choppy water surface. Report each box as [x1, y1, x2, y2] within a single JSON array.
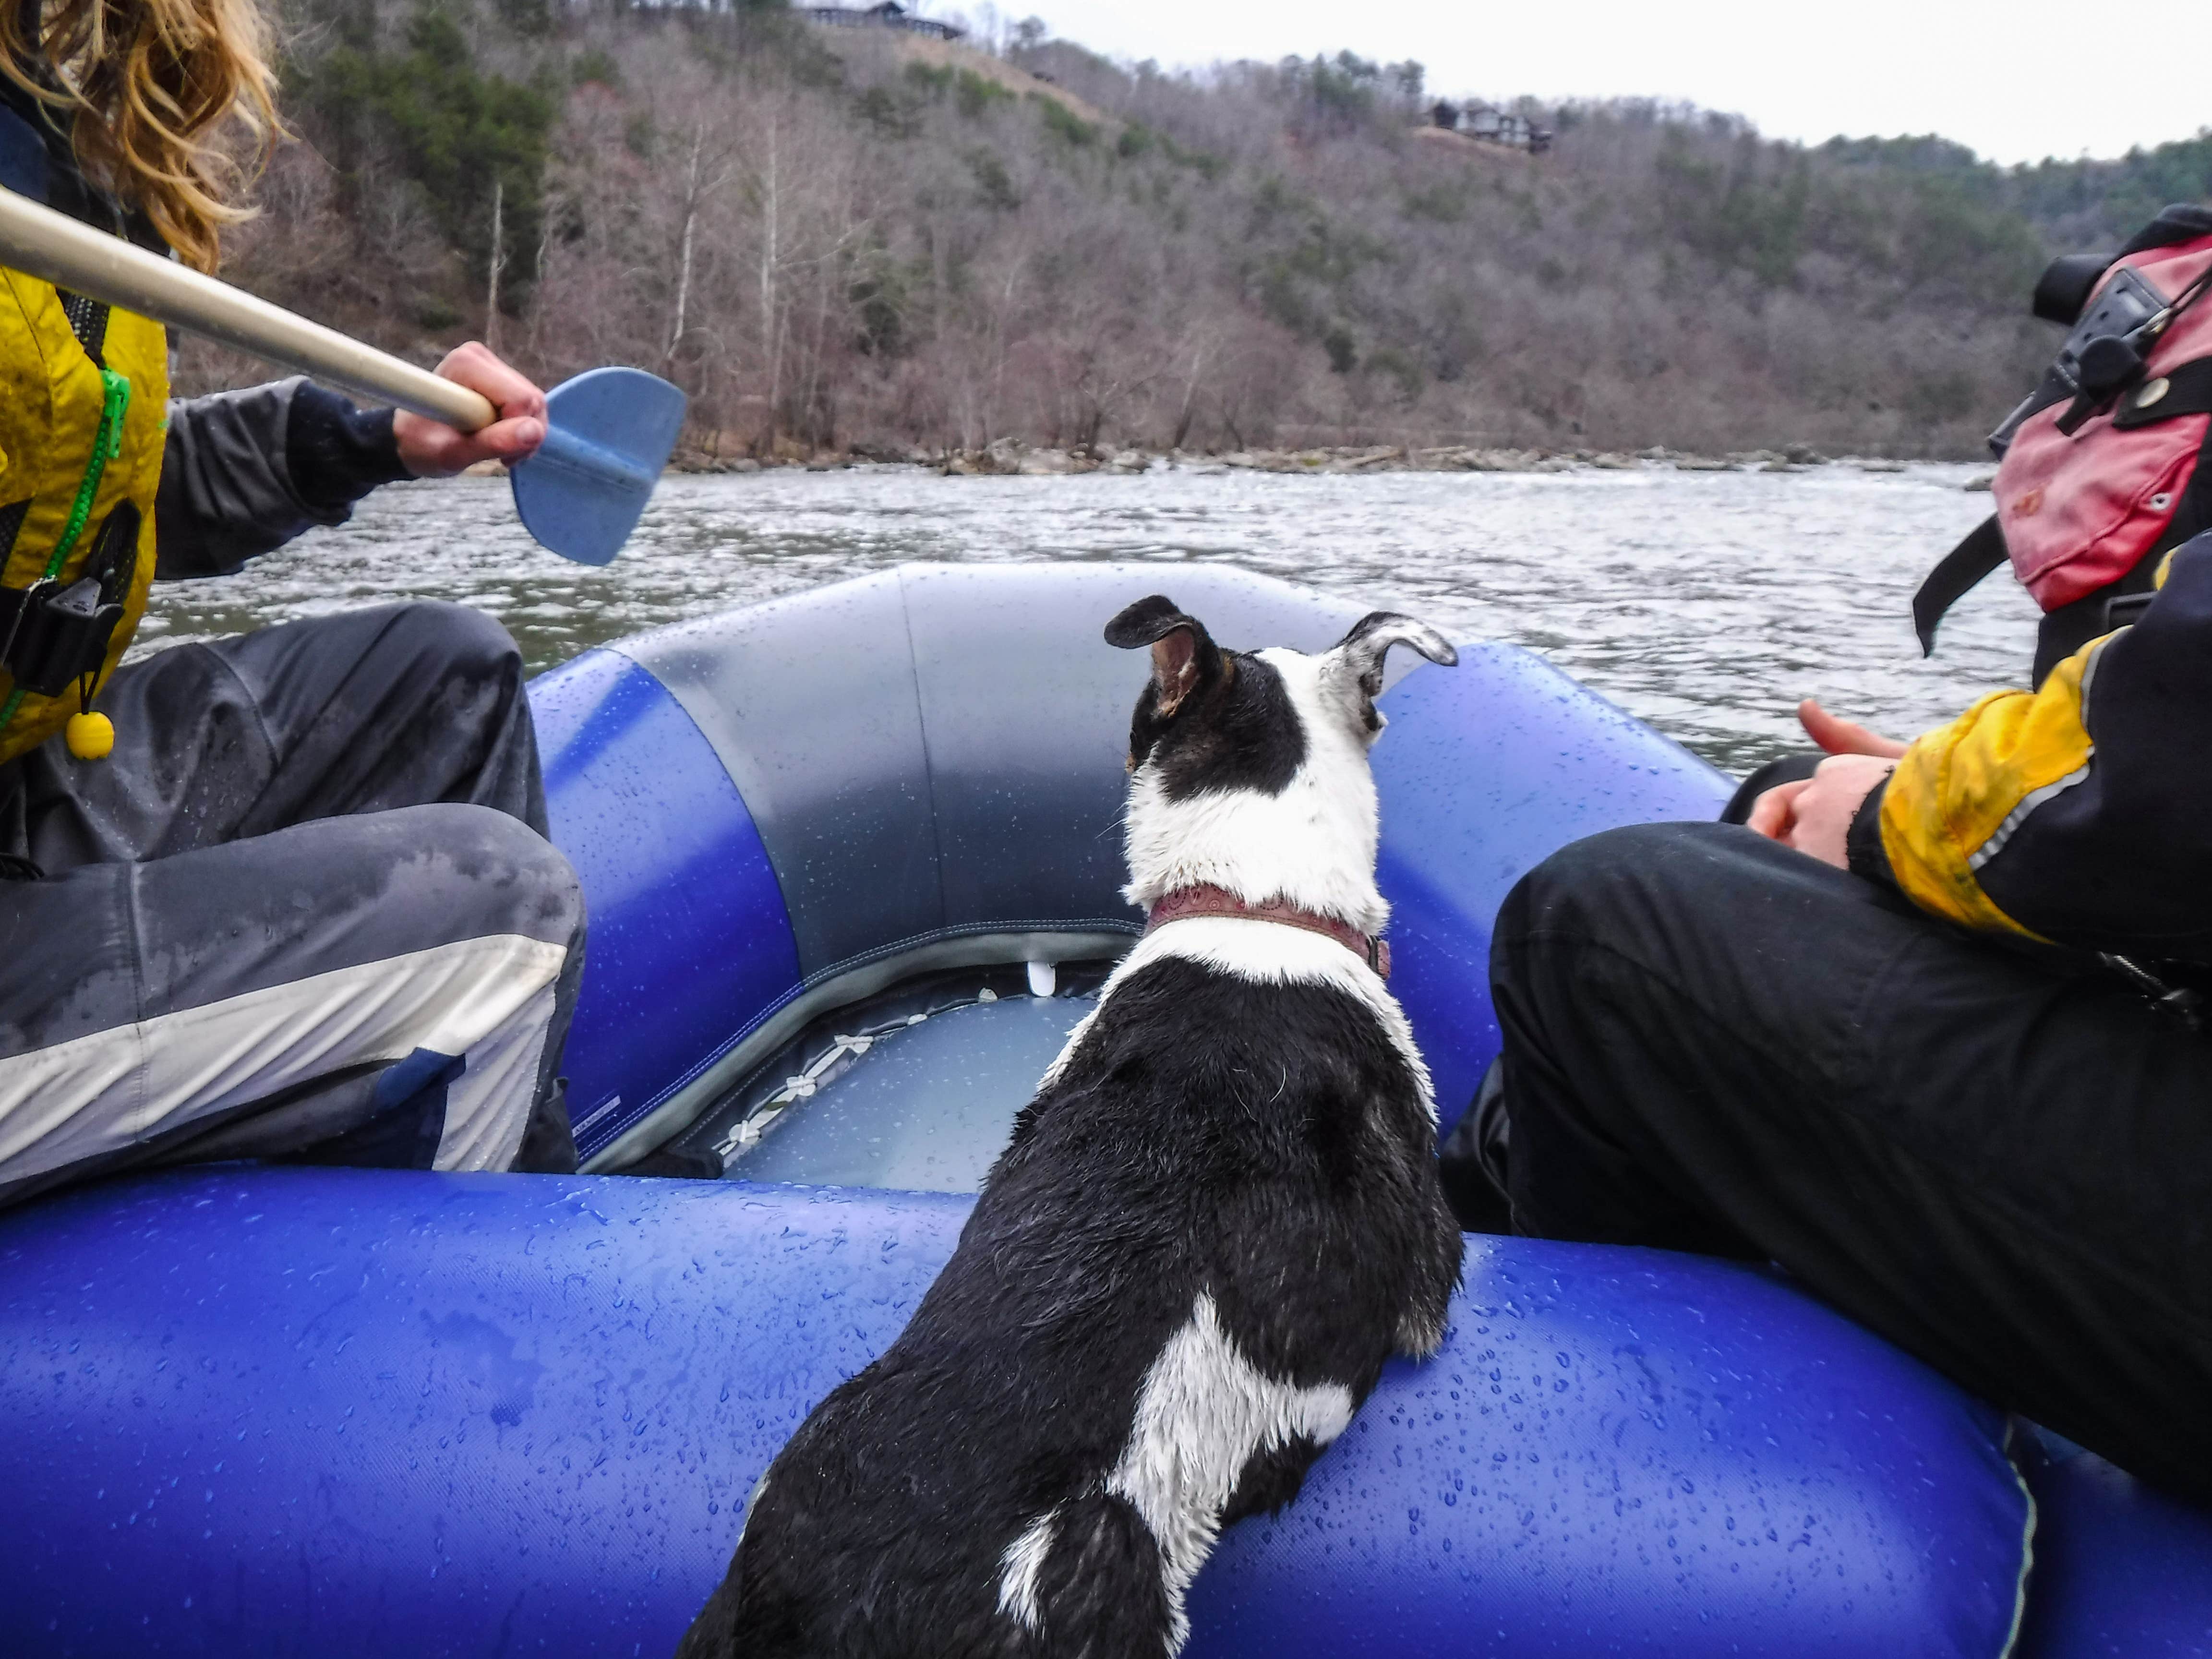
[[135, 463, 2034, 775]]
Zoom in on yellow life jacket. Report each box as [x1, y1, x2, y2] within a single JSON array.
[[0, 263, 165, 765]]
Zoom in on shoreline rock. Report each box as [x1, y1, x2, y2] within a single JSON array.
[[672, 439, 1968, 480]]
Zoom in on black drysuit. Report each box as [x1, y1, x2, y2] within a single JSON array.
[[1480, 531, 2212, 1499]]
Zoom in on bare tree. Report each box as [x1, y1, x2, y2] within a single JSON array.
[[206, 7, 2057, 461]]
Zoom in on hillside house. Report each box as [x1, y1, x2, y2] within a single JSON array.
[[1429, 100, 1553, 155], [804, 2, 965, 41]]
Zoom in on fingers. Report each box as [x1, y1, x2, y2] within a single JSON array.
[[435, 341, 549, 428], [1798, 698, 1908, 759], [395, 343, 550, 475], [1744, 778, 1810, 841], [1784, 754, 1896, 870], [391, 410, 544, 477], [469, 414, 547, 461]]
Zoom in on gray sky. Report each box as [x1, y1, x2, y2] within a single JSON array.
[[995, 0, 2212, 167]]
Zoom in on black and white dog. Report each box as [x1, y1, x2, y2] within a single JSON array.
[[676, 597, 1466, 1659]]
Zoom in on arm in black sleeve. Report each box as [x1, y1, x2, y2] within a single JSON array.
[[1844, 773, 1896, 891], [1964, 530, 2212, 964], [154, 378, 411, 580]]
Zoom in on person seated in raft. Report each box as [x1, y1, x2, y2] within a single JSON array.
[[0, 0, 582, 1208], [1455, 536, 2212, 1500]]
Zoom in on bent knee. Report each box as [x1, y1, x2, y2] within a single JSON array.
[[382, 601, 525, 681], [1494, 819, 1893, 1032], [1502, 822, 1745, 947], [376, 803, 582, 948]]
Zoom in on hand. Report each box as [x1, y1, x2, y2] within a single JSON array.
[[394, 342, 548, 477], [1746, 753, 1896, 869], [1744, 702, 1907, 869]]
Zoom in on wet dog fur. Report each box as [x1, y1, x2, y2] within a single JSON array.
[[674, 599, 1466, 1659]]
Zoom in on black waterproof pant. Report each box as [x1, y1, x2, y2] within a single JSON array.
[[1491, 821, 2212, 1498], [0, 602, 583, 1210]]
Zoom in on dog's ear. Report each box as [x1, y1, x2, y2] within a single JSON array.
[[1106, 595, 1222, 719], [1331, 612, 1458, 697]]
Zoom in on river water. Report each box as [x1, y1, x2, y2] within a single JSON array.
[[133, 461, 2036, 776]]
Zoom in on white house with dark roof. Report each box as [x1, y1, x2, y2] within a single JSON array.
[[803, 2, 964, 41]]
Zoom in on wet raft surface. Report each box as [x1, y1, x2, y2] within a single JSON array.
[[0, 1169, 2033, 1658], [719, 983, 1095, 1192]]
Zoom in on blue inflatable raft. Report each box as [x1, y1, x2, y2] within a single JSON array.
[[2, 563, 2209, 1656]]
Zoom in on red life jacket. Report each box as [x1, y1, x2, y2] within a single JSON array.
[[1914, 205, 2212, 682]]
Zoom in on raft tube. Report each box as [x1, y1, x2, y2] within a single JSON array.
[[0, 562, 2202, 1657]]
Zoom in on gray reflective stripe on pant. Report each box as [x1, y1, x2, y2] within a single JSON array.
[[0, 931, 570, 1190], [0, 604, 585, 1206]]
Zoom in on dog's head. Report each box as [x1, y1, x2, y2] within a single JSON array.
[[1105, 596, 1457, 928]]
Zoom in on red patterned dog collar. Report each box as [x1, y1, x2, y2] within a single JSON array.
[[1144, 884, 1391, 979]]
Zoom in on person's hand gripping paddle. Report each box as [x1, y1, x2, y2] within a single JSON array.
[[0, 186, 685, 566]]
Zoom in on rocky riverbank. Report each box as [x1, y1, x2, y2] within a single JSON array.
[[675, 437, 1994, 486]]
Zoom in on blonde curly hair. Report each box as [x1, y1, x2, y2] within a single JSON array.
[[1, 0, 278, 272]]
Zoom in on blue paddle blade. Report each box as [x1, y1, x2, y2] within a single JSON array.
[[509, 367, 688, 566]]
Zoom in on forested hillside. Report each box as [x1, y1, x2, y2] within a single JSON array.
[[183, 0, 2212, 459]]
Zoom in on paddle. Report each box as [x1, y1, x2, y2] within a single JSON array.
[[0, 186, 686, 566]]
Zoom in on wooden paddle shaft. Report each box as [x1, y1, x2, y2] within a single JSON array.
[[0, 187, 495, 431]]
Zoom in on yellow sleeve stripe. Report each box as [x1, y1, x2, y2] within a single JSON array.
[[1966, 765, 2090, 871], [1879, 637, 2111, 938]]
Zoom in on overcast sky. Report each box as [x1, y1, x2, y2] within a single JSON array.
[[992, 0, 2212, 167]]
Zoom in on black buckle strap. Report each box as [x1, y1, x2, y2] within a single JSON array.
[[1990, 330, 2212, 450], [2110, 356, 2212, 429], [1988, 369, 2071, 457], [1913, 514, 2008, 656], [1993, 265, 2212, 450], [2101, 952, 2207, 1033], [2105, 591, 2156, 627], [0, 575, 123, 699], [0, 503, 138, 702]]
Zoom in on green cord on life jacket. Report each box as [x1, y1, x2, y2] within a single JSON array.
[[0, 366, 132, 745]]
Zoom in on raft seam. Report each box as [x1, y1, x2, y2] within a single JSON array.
[[1996, 1419, 2037, 1659], [894, 567, 953, 940]]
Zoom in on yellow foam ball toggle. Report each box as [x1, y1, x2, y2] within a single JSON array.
[[65, 711, 114, 760]]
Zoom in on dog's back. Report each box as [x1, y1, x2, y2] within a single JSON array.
[[678, 601, 1464, 1659]]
